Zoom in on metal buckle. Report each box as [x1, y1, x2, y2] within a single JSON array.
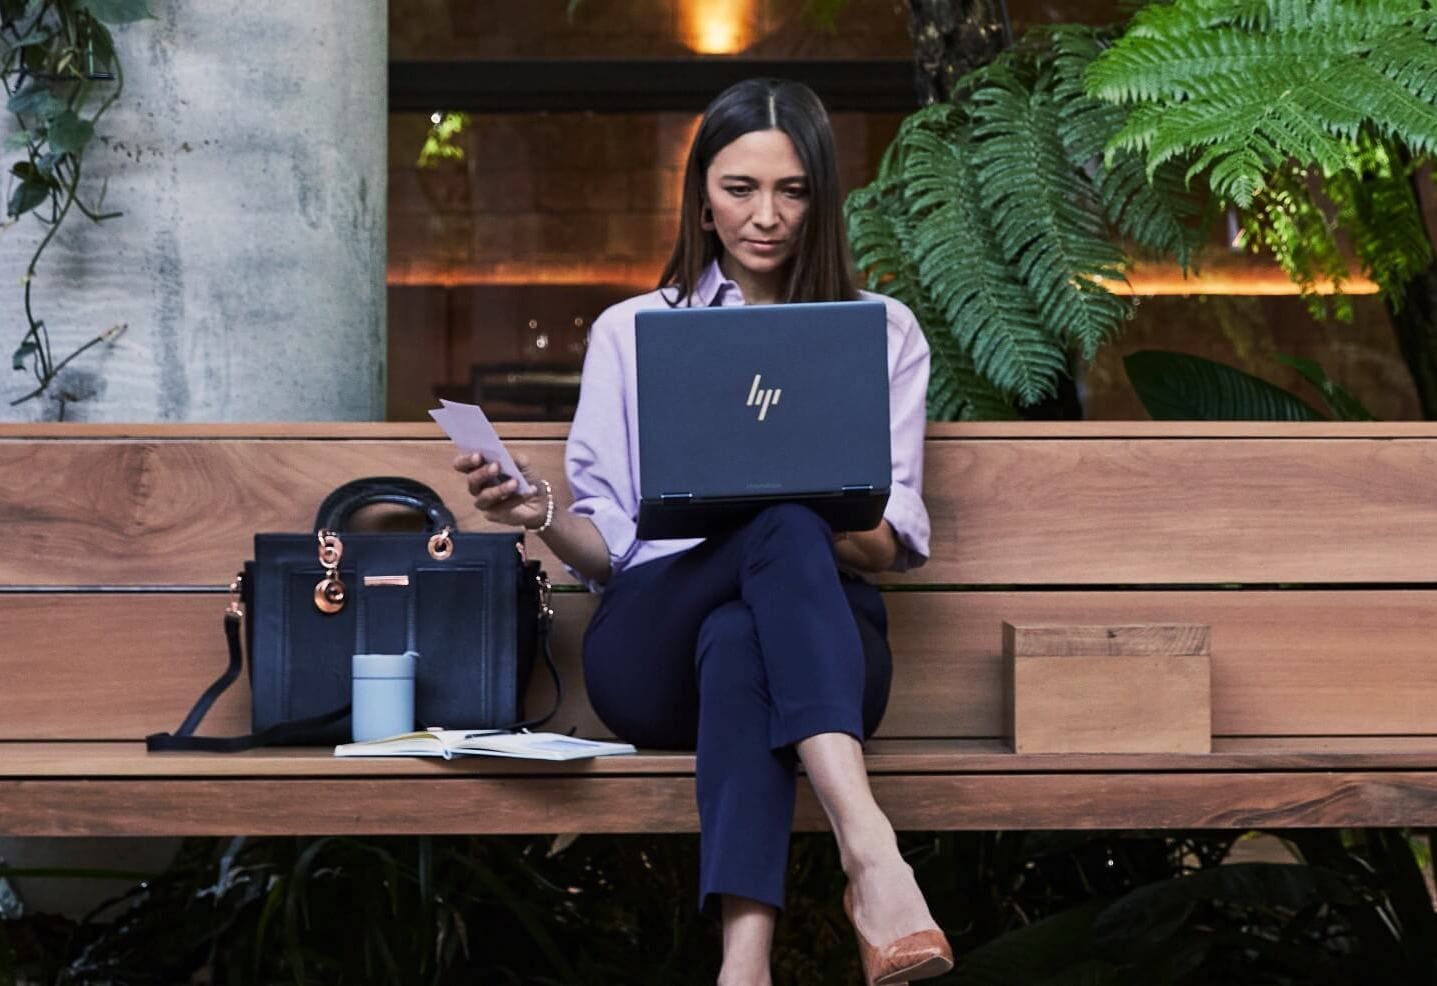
[[428, 525, 455, 561], [227, 573, 245, 618], [535, 571, 553, 621]]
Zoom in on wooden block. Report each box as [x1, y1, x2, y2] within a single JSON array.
[[1005, 622, 1212, 754], [1004, 622, 1210, 657]]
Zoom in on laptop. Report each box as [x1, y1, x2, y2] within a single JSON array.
[[635, 300, 891, 541]]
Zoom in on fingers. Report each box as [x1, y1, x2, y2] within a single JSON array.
[[474, 476, 523, 507], [455, 451, 540, 528], [463, 457, 511, 498], [453, 451, 485, 473]]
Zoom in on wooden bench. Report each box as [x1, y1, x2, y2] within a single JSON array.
[[6, 421, 1437, 837]]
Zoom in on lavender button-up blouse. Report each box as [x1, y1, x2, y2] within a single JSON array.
[[565, 261, 931, 591]]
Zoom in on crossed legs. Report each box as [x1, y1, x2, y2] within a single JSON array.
[[582, 506, 938, 984]]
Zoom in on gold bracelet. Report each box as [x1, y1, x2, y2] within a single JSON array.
[[530, 479, 556, 534]]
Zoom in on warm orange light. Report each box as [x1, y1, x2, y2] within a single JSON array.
[[1107, 266, 1380, 297], [681, 0, 755, 54], [392, 263, 1384, 296], [388, 261, 655, 291]]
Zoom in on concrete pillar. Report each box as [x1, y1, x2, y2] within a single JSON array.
[[0, 0, 387, 420], [0, 0, 387, 919]]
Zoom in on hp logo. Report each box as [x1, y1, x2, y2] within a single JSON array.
[[746, 374, 782, 421]]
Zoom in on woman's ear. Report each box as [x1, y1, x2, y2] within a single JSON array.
[[700, 201, 714, 230]]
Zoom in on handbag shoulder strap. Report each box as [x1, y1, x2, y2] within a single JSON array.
[[144, 608, 350, 753], [511, 602, 561, 731], [146, 590, 563, 753]]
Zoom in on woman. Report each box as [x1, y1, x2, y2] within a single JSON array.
[[456, 78, 951, 986]]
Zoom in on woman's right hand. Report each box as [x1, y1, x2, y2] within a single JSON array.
[[453, 452, 548, 530]]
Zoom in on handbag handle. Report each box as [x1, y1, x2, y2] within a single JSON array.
[[313, 477, 458, 534]]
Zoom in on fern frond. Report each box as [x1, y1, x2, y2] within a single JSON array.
[[1327, 139, 1435, 306], [969, 67, 1131, 361], [1036, 28, 1205, 297], [1240, 164, 1353, 321], [926, 315, 1020, 421], [1089, 0, 1437, 208], [1099, 155, 1205, 268], [902, 121, 1067, 403], [846, 139, 1019, 420]]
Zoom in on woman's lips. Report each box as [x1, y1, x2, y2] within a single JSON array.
[[745, 240, 785, 254]]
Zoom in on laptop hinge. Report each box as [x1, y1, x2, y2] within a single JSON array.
[[841, 484, 876, 495], [660, 493, 695, 503]]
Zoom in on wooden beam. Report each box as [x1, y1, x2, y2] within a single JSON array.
[[9, 771, 1437, 835]]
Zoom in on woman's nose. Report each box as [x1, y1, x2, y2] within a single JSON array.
[[752, 193, 779, 228]]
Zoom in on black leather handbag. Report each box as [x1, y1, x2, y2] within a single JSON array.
[[147, 477, 559, 752]]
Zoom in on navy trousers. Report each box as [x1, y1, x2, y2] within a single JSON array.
[[582, 504, 893, 913]]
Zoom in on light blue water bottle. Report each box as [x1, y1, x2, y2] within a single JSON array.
[[351, 651, 417, 741]]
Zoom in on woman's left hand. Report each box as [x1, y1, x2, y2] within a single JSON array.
[[833, 520, 898, 572]]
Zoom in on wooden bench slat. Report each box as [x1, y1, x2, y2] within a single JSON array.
[[8, 425, 1437, 837], [10, 739, 1437, 779], [11, 589, 1437, 740], [8, 772, 1437, 835], [9, 432, 1437, 587]]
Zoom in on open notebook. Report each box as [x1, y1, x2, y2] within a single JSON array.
[[334, 729, 637, 762]]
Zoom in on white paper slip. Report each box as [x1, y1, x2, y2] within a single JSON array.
[[334, 729, 637, 761], [428, 398, 532, 495]]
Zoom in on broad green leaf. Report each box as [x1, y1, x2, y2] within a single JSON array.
[[1273, 353, 1376, 421], [959, 899, 1116, 986], [1125, 350, 1324, 421], [5, 130, 34, 151], [7, 85, 64, 118], [47, 110, 94, 155], [1093, 862, 1362, 946], [12, 338, 38, 372], [76, 0, 152, 23], [7, 175, 51, 217]]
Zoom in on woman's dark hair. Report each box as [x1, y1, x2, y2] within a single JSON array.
[[658, 78, 859, 306]]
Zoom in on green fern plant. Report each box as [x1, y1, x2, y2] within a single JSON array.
[[1088, 0, 1437, 319], [846, 25, 1203, 418]]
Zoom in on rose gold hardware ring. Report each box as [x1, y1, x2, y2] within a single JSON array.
[[427, 525, 454, 561], [314, 528, 347, 614]]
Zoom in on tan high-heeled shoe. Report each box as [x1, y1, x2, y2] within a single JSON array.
[[842, 883, 954, 986]]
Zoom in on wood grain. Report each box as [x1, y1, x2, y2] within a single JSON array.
[[1010, 655, 1211, 754], [11, 739, 1437, 779], [0, 592, 599, 741], [9, 590, 1437, 740], [11, 433, 1437, 586], [8, 771, 1437, 835], [1004, 623, 1210, 657]]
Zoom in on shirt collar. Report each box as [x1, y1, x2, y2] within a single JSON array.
[[693, 260, 743, 307]]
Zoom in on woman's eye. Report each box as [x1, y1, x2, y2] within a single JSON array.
[[783, 187, 809, 199], [724, 185, 751, 197]]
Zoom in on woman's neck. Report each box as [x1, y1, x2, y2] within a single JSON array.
[[718, 255, 785, 306]]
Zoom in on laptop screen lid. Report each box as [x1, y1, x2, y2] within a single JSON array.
[[635, 300, 890, 536]]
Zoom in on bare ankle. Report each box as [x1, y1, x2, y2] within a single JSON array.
[[838, 816, 904, 879]]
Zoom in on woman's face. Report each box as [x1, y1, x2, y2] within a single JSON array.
[[703, 128, 811, 285]]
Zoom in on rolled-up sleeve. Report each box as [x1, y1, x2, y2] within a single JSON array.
[[565, 309, 642, 587], [880, 298, 931, 571]]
